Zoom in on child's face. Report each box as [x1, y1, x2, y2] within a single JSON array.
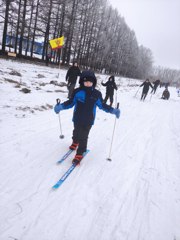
[[84, 81, 93, 87]]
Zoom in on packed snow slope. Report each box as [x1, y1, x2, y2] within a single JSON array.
[[0, 58, 180, 240]]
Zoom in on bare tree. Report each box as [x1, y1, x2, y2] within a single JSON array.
[[18, 0, 27, 56], [152, 66, 180, 85], [1, 0, 11, 53], [0, 0, 158, 80]]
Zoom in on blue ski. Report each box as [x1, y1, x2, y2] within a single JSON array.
[[57, 149, 74, 164], [52, 150, 90, 189]]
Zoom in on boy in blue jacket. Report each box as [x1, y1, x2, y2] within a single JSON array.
[[54, 70, 120, 164]]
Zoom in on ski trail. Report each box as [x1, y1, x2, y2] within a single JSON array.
[[85, 100, 180, 240], [1, 59, 180, 240]]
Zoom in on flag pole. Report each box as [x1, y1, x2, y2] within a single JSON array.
[[49, 36, 64, 78], [57, 47, 63, 78]]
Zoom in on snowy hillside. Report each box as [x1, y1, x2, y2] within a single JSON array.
[[0, 58, 180, 240]]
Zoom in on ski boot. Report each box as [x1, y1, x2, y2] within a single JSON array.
[[69, 142, 79, 150], [72, 154, 83, 165]]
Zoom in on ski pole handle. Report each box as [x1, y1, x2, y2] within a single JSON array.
[[56, 98, 64, 139], [116, 102, 119, 109], [56, 98, 61, 105]]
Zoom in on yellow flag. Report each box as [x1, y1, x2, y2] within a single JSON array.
[[49, 36, 64, 50]]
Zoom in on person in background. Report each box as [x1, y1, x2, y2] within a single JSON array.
[[151, 79, 161, 94], [140, 78, 153, 101], [161, 87, 170, 100], [54, 70, 120, 165], [66, 62, 81, 99], [101, 75, 118, 106], [177, 88, 180, 97]]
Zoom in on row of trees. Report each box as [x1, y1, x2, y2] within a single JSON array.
[[152, 66, 180, 87], [0, 0, 154, 79]]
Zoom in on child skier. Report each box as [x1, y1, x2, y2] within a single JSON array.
[[140, 78, 153, 101], [54, 70, 120, 164], [151, 79, 161, 94], [101, 75, 118, 106]]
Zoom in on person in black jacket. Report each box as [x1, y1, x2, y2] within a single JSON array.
[[66, 62, 81, 99], [101, 76, 118, 106], [161, 87, 170, 100], [54, 70, 120, 164], [151, 79, 161, 94], [140, 79, 153, 101]]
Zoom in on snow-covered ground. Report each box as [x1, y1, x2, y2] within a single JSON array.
[[0, 58, 180, 240]]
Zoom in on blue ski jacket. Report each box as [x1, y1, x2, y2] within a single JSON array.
[[61, 86, 114, 126]]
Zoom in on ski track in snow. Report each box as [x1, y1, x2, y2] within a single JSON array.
[[0, 59, 180, 240]]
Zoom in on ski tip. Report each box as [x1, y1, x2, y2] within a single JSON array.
[[56, 160, 62, 164], [52, 185, 58, 190], [52, 183, 61, 189], [52, 180, 64, 189]]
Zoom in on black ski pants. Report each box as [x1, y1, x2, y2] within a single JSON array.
[[141, 90, 148, 100], [72, 124, 92, 155], [151, 85, 158, 94], [104, 92, 114, 106], [67, 82, 76, 99]]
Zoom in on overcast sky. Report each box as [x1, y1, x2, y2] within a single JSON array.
[[109, 0, 180, 70]]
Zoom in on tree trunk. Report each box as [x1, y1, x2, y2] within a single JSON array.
[[19, 0, 27, 56], [25, 0, 34, 56], [15, 0, 22, 53], [2, 0, 10, 53], [42, 0, 53, 60], [30, 0, 39, 58]]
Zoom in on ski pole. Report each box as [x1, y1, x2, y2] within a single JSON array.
[[134, 87, 140, 98], [56, 98, 64, 139], [149, 93, 153, 101], [107, 102, 119, 161], [115, 89, 118, 106]]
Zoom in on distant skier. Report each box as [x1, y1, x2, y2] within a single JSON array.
[[101, 75, 118, 106], [177, 88, 180, 97], [54, 70, 120, 164], [65, 62, 81, 99], [151, 79, 161, 94], [161, 87, 170, 100], [140, 79, 153, 101]]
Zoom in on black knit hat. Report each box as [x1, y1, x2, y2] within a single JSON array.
[[109, 75, 115, 81], [79, 70, 97, 87]]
